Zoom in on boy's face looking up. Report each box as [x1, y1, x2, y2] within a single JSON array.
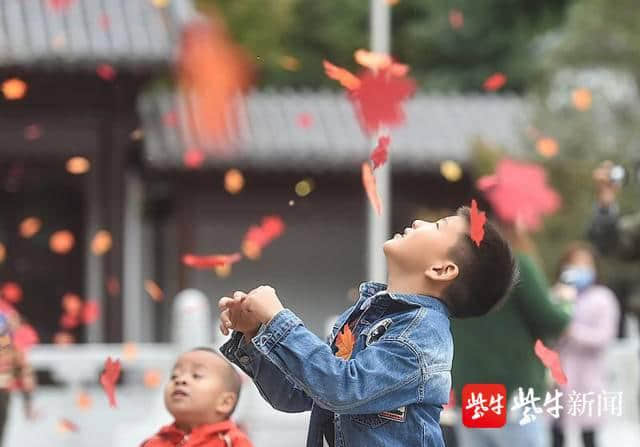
[[383, 215, 468, 286], [164, 350, 240, 430]]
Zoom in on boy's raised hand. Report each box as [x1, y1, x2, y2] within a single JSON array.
[[218, 291, 262, 336], [241, 285, 285, 325]]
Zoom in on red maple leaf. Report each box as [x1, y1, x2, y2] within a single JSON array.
[[323, 60, 361, 91], [183, 148, 205, 169], [62, 293, 83, 317], [178, 21, 251, 152], [534, 339, 568, 385], [24, 124, 42, 141], [100, 357, 121, 408], [350, 68, 415, 134], [370, 135, 390, 169], [242, 216, 285, 250], [335, 324, 355, 360], [361, 162, 382, 216], [81, 300, 100, 325], [99, 13, 111, 31], [483, 72, 507, 92], [47, 0, 74, 12], [296, 113, 314, 129], [449, 9, 464, 30], [476, 158, 561, 231], [1, 282, 22, 303], [469, 199, 487, 247], [182, 253, 242, 269], [261, 216, 285, 240], [58, 418, 79, 432], [96, 64, 116, 81]]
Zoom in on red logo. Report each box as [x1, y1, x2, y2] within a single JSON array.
[[462, 384, 507, 428]]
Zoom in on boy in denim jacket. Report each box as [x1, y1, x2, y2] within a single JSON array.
[[219, 206, 517, 446]]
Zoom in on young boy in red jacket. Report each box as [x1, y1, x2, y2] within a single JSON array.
[[141, 348, 252, 447]]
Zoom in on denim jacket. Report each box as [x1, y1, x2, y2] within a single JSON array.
[[220, 282, 453, 447]]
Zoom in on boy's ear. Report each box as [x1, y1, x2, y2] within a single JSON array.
[[216, 391, 237, 415], [425, 261, 459, 283]]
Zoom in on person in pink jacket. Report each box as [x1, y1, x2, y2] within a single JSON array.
[[551, 242, 620, 447]]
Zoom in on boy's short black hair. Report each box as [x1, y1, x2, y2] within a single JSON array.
[[441, 206, 518, 318], [191, 347, 242, 417]]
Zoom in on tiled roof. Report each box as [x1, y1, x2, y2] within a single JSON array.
[[0, 0, 196, 69], [138, 89, 530, 171]]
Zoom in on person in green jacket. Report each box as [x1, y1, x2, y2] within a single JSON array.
[[453, 222, 572, 447]]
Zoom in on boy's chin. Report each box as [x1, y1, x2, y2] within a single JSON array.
[[382, 238, 397, 256]]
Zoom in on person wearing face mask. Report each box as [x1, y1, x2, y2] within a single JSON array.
[[550, 242, 620, 447]]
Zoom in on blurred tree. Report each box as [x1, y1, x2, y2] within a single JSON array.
[[520, 0, 640, 283], [197, 0, 570, 91]]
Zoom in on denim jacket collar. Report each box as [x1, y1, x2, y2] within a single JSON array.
[[358, 281, 450, 318]]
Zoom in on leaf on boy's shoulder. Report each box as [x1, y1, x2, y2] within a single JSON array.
[[335, 324, 355, 360]]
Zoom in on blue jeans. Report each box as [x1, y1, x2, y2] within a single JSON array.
[[456, 413, 548, 447]]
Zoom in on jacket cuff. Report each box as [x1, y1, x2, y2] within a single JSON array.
[[253, 309, 303, 355], [220, 331, 261, 377]]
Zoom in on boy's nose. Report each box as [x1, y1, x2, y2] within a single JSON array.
[[412, 220, 425, 229]]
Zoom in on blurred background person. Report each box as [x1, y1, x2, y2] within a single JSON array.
[[550, 242, 619, 447], [0, 309, 36, 446], [588, 161, 640, 261]]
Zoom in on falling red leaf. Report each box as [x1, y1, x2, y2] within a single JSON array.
[[182, 253, 242, 269], [361, 162, 382, 216], [47, 0, 74, 12], [163, 110, 178, 128], [24, 124, 42, 141], [483, 72, 507, 92], [350, 68, 416, 134], [96, 64, 116, 81], [62, 293, 82, 316], [296, 113, 314, 129], [242, 216, 285, 252], [449, 9, 464, 29], [335, 324, 355, 360], [534, 339, 567, 385], [58, 418, 79, 433], [1, 282, 22, 303], [82, 300, 100, 325], [469, 199, 487, 247], [323, 60, 361, 91], [476, 158, 561, 231], [144, 280, 164, 302], [76, 391, 92, 410], [107, 276, 120, 297], [370, 135, 390, 169], [183, 148, 205, 169], [13, 324, 39, 352], [178, 20, 252, 152], [261, 216, 285, 240], [100, 357, 121, 408], [99, 13, 110, 31]]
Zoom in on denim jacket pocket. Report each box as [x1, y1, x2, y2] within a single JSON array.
[[350, 414, 391, 429]]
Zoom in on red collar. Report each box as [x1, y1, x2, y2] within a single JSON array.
[[157, 420, 238, 441]]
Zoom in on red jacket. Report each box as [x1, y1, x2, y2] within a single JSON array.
[[141, 420, 253, 447]]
